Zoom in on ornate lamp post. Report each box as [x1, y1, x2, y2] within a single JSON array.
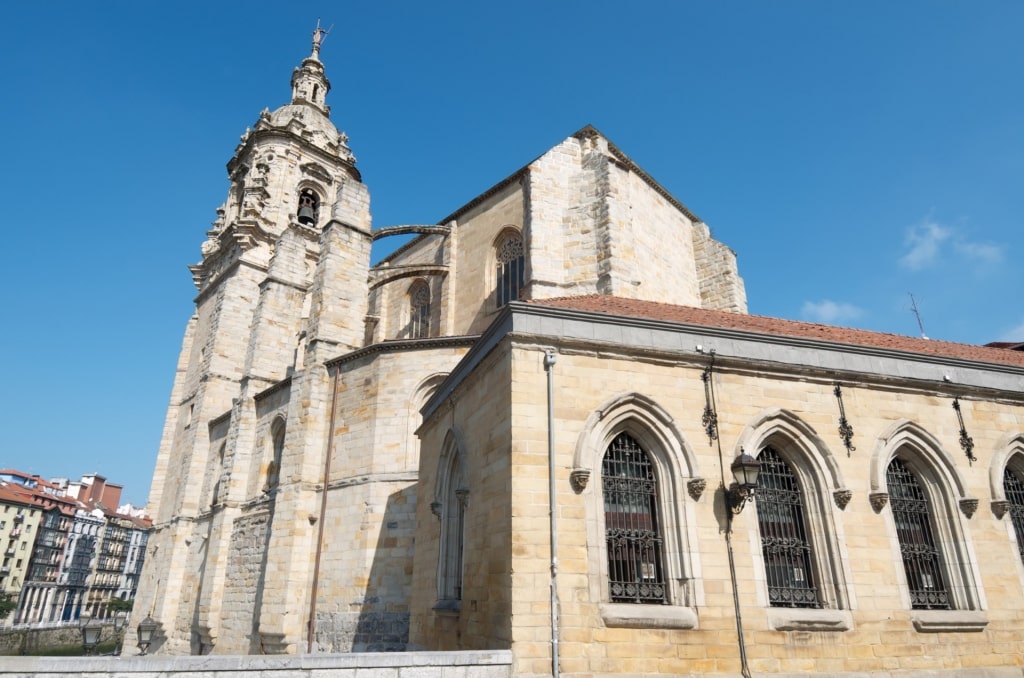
[[113, 609, 129, 655], [79, 610, 102, 656], [727, 450, 761, 514], [136, 615, 158, 655]]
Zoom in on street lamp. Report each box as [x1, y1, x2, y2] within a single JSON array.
[[726, 449, 761, 514], [113, 610, 129, 655], [136, 615, 158, 655], [79, 610, 101, 656]]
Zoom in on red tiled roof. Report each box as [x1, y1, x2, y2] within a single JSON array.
[[530, 295, 1024, 369]]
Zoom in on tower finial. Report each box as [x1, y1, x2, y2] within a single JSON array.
[[311, 19, 330, 59]]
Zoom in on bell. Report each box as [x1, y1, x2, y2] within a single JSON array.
[[297, 206, 316, 225]]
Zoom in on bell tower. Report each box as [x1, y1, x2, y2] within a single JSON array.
[[136, 25, 373, 655]]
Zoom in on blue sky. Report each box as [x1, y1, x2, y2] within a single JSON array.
[[1, 2, 1021, 506]]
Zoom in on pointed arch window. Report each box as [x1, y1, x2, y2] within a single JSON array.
[[436, 436, 467, 607], [887, 457, 951, 610], [1003, 466, 1024, 565], [495, 232, 524, 307], [409, 281, 430, 339], [602, 432, 666, 604], [755, 446, 821, 608]]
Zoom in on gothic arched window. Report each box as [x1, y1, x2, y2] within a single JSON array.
[[436, 434, 467, 606], [1003, 465, 1024, 565], [409, 281, 430, 339], [754, 446, 821, 608], [494, 231, 524, 307], [601, 432, 666, 604], [887, 457, 950, 610]]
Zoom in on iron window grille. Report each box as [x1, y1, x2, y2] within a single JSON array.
[[1003, 467, 1024, 566], [602, 432, 666, 604], [754, 446, 822, 608], [887, 457, 951, 610]]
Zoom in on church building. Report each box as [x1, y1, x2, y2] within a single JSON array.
[[135, 28, 1024, 677]]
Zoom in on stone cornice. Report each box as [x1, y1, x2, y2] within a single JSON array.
[[207, 410, 232, 430], [254, 376, 293, 402], [325, 335, 479, 369], [594, 129, 702, 224], [228, 127, 361, 182]]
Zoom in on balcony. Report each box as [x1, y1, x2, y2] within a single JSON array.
[[10, 529, 21, 538], [4, 548, 14, 557], [13, 514, 24, 523], [0, 566, 9, 574]]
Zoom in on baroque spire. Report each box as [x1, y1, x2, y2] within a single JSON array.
[[290, 21, 332, 114]]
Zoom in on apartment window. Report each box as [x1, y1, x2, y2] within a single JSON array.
[[602, 432, 666, 604]]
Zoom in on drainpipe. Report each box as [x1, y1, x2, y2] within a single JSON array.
[[308, 364, 340, 653], [544, 350, 560, 678], [705, 350, 752, 678]]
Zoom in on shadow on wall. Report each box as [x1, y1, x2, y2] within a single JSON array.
[[314, 486, 416, 652]]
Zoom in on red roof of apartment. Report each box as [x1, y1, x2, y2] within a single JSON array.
[[531, 296, 1024, 369]]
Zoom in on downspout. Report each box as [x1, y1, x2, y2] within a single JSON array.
[[704, 350, 752, 678], [308, 364, 340, 653], [544, 350, 560, 678]]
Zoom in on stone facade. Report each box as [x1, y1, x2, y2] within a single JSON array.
[[137, 30, 747, 660], [137, 26, 1023, 678], [411, 301, 1024, 676]]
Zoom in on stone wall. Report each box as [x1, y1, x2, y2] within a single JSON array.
[[0, 623, 116, 656], [0, 649, 514, 678]]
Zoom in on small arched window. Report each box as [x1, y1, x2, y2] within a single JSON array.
[[495, 232, 524, 307], [887, 457, 950, 610], [297, 188, 320, 226], [755, 446, 821, 608], [409, 281, 430, 339], [601, 432, 666, 604]]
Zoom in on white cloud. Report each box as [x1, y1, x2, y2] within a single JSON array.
[[899, 222, 951, 270], [898, 220, 1004, 271], [801, 300, 864, 325], [955, 240, 1004, 264]]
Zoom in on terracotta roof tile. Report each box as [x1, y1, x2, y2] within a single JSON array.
[[530, 295, 1024, 369]]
